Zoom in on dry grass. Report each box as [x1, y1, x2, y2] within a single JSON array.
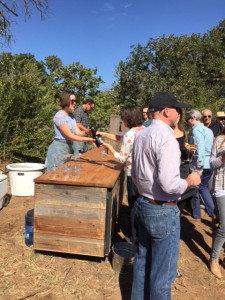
[[0, 171, 225, 299]]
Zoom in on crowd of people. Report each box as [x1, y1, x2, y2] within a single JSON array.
[[45, 90, 225, 299]]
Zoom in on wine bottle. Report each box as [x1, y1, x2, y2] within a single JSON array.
[[89, 125, 102, 147]]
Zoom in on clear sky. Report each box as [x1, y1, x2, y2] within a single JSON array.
[[6, 0, 225, 90]]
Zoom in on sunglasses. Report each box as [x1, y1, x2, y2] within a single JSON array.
[[70, 100, 76, 105], [203, 115, 211, 119]]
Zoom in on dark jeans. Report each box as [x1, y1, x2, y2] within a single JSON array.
[[127, 176, 138, 243], [193, 169, 215, 219]]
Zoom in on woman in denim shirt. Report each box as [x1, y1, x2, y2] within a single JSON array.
[[185, 109, 215, 221]]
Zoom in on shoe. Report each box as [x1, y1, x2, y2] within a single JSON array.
[[222, 258, 225, 269], [200, 204, 206, 210], [209, 259, 222, 279], [211, 215, 219, 224], [211, 215, 219, 228], [176, 270, 182, 278]]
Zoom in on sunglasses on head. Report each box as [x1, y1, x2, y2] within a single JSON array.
[[203, 115, 211, 119]]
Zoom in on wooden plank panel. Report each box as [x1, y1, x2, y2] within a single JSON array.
[[34, 216, 105, 239], [35, 203, 106, 221], [104, 178, 121, 255], [34, 148, 124, 188], [34, 233, 104, 257], [35, 184, 107, 209]]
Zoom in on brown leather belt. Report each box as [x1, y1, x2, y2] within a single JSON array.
[[143, 196, 177, 206]]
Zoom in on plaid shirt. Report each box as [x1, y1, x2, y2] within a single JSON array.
[[74, 106, 89, 128]]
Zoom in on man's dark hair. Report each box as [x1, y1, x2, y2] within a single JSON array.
[[84, 98, 95, 105]]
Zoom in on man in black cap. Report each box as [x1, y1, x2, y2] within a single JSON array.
[[131, 92, 201, 300]]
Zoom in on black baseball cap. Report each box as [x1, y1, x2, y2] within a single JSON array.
[[148, 92, 188, 112]]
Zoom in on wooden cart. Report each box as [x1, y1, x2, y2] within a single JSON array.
[[33, 148, 125, 257]]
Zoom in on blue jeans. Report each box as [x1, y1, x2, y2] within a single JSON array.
[[131, 197, 180, 300], [193, 169, 215, 219]]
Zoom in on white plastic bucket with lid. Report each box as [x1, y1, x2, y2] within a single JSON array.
[[0, 173, 8, 209], [6, 163, 45, 196]]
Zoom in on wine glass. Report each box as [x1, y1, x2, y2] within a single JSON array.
[[185, 135, 195, 161], [49, 165, 58, 179], [71, 166, 80, 180], [63, 154, 72, 163], [190, 154, 203, 174], [100, 148, 107, 167], [188, 136, 195, 148], [62, 164, 71, 179]]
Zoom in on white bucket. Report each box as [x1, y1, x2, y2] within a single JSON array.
[[6, 163, 45, 196], [0, 173, 8, 209]]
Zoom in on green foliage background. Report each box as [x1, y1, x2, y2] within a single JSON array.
[[114, 19, 225, 112], [0, 20, 225, 162]]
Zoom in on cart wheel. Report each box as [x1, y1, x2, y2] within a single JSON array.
[[3, 194, 10, 207]]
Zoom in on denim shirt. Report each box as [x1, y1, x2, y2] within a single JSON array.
[[192, 123, 213, 169]]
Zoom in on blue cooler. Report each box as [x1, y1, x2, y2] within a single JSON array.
[[25, 209, 34, 246]]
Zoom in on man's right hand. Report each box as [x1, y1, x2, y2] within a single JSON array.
[[186, 172, 201, 188]]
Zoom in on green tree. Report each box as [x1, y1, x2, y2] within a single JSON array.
[[114, 19, 225, 113], [89, 90, 121, 131], [0, 52, 105, 161], [0, 52, 55, 161], [45, 55, 104, 103]]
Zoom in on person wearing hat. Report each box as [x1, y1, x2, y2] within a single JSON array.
[[131, 92, 201, 300], [216, 111, 225, 127]]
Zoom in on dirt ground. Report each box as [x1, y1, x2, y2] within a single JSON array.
[[0, 160, 225, 300]]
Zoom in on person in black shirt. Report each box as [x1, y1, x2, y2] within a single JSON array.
[[202, 109, 223, 138], [173, 109, 198, 215]]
